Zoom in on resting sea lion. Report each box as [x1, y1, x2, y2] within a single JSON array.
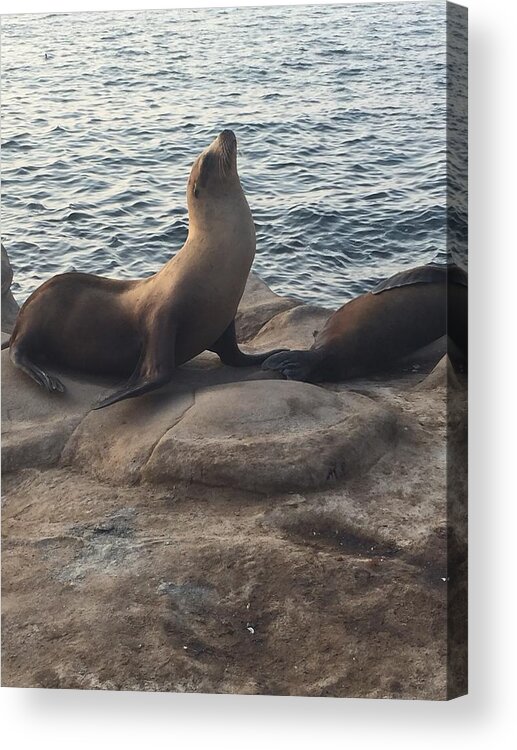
[[262, 263, 468, 382], [6, 130, 282, 408]]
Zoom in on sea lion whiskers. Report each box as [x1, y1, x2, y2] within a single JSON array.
[[217, 135, 234, 179]]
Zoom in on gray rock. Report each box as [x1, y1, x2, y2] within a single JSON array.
[[1, 349, 111, 473], [414, 354, 460, 391], [250, 303, 331, 351], [1, 244, 20, 334], [236, 272, 299, 342]]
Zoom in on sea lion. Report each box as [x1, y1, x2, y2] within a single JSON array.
[[262, 263, 468, 382], [7, 130, 282, 408]]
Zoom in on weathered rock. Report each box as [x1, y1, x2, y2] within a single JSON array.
[[143, 380, 399, 493], [261, 386, 450, 572], [414, 353, 460, 391], [62, 385, 196, 485], [61, 377, 398, 492], [1, 244, 20, 334], [250, 303, 331, 351], [2, 465, 449, 698], [236, 272, 299, 342], [1, 349, 111, 473]]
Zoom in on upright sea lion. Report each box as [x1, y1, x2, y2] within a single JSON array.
[[7, 130, 282, 408], [262, 263, 468, 382]]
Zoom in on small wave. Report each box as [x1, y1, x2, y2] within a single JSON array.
[[339, 67, 364, 76], [10, 165, 38, 176], [317, 48, 350, 57], [2, 134, 34, 152], [350, 163, 370, 174], [103, 79, 133, 87], [282, 61, 313, 70], [116, 48, 150, 57], [46, 210, 94, 223]]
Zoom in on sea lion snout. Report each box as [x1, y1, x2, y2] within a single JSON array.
[[218, 129, 237, 147], [215, 129, 237, 164], [198, 130, 237, 182]]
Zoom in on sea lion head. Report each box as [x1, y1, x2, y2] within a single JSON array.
[[186, 130, 245, 222]]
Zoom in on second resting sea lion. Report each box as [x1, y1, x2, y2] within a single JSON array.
[[262, 263, 468, 382], [7, 130, 283, 408]]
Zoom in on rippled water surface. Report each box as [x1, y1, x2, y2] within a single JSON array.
[[1, 2, 465, 309]]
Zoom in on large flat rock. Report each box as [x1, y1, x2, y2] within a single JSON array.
[[62, 378, 399, 493], [262, 388, 449, 570], [143, 380, 398, 493], [2, 466, 450, 698]]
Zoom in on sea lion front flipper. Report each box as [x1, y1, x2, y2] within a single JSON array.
[[93, 321, 177, 409], [93, 374, 171, 410], [209, 320, 287, 367], [261, 350, 322, 382]]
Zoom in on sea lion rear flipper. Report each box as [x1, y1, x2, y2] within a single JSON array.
[[9, 344, 65, 393], [209, 320, 287, 367], [261, 350, 321, 382]]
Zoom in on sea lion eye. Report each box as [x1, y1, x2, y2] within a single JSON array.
[[193, 182, 199, 199]]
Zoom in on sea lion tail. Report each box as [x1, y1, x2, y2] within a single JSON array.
[[1, 338, 10, 350], [261, 349, 321, 382]]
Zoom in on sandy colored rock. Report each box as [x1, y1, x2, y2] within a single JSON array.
[[62, 377, 398, 493], [62, 386, 195, 485], [250, 303, 331, 351], [261, 387, 449, 570], [143, 380, 399, 493], [1, 349, 111, 473], [236, 272, 299, 342], [2, 466, 450, 698], [414, 353, 460, 391]]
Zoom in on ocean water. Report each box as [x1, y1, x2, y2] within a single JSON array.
[[1, 2, 466, 309]]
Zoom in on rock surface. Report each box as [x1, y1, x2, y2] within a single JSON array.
[[1, 271, 467, 699], [1, 244, 20, 334], [235, 272, 298, 342]]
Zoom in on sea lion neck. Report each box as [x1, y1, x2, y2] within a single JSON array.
[[186, 186, 254, 241]]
